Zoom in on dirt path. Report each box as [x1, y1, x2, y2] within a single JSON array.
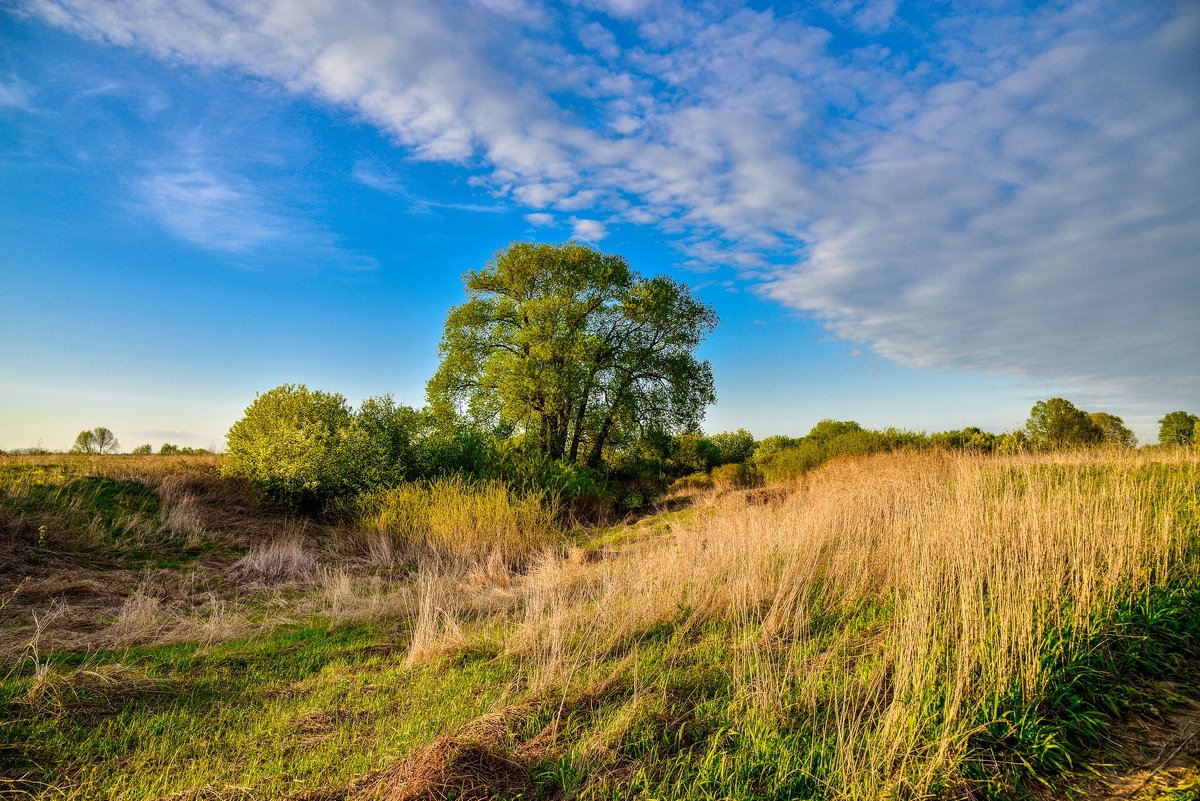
[[1074, 678, 1200, 801]]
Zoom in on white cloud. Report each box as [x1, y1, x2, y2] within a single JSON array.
[[570, 217, 607, 241], [763, 4, 1200, 408], [524, 212, 554, 226]]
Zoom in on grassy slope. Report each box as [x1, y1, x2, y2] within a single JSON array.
[[1, 450, 1198, 800]]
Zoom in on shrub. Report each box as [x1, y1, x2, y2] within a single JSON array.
[[758, 440, 829, 483], [223, 384, 381, 510], [709, 429, 756, 465], [711, 461, 763, 489], [669, 471, 713, 493]]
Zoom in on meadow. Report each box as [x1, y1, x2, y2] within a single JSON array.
[[1, 448, 1198, 800]]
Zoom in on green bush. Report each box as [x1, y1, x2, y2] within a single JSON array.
[[758, 440, 829, 483], [669, 471, 713, 493], [711, 462, 763, 489], [223, 384, 382, 510]]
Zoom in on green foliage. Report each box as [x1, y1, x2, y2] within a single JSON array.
[[130, 444, 153, 455], [757, 439, 829, 483], [669, 471, 713, 493], [1159, 410, 1199, 446], [222, 384, 380, 510], [806, 419, 862, 442], [709, 428, 756, 465], [159, 443, 179, 455], [931, 427, 998, 451], [427, 241, 717, 467], [751, 434, 803, 465], [668, 432, 721, 475], [753, 424, 930, 483], [1088, 411, 1137, 447], [1026, 398, 1101, 449], [711, 461, 763, 489], [71, 427, 119, 455], [995, 429, 1030, 453]]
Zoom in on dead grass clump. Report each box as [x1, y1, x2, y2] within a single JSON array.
[[317, 568, 413, 625], [234, 530, 318, 581], [365, 737, 531, 801], [360, 677, 632, 801], [112, 590, 171, 644], [161, 492, 206, 540], [405, 564, 473, 666]]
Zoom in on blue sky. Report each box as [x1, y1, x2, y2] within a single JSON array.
[[2, 0, 1197, 451]]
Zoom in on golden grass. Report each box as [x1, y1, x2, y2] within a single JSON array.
[[359, 476, 561, 567], [404, 448, 1200, 794]]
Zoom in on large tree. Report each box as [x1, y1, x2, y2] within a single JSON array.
[[427, 242, 717, 467], [1158, 410, 1198, 446]]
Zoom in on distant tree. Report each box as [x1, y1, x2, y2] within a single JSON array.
[[427, 241, 717, 468], [131, 444, 153, 455], [752, 434, 803, 464], [806, 419, 862, 442], [932, 427, 998, 452], [159, 443, 180, 456], [1087, 412, 1137, 447], [709, 428, 756, 464], [71, 427, 119, 454], [995, 430, 1030, 454], [1158, 411, 1198, 446], [1026, 398, 1100, 449]]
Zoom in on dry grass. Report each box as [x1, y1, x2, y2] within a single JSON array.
[[358, 477, 560, 567], [233, 523, 319, 580], [399, 448, 1199, 795]]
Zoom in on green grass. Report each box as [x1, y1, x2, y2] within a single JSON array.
[[1, 622, 514, 800]]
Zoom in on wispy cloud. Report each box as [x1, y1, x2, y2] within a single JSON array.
[[353, 159, 508, 213], [140, 161, 375, 269], [22, 0, 1200, 410], [0, 76, 34, 110], [140, 168, 284, 253]]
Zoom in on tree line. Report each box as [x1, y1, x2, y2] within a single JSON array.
[[7, 243, 1195, 513]]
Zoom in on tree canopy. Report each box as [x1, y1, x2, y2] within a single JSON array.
[[1088, 412, 1137, 447], [1025, 398, 1100, 449], [427, 242, 717, 467]]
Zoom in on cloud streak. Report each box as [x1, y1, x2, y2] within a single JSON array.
[[23, 0, 1200, 409]]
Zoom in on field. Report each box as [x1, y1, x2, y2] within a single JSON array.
[[2, 449, 1198, 800]]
